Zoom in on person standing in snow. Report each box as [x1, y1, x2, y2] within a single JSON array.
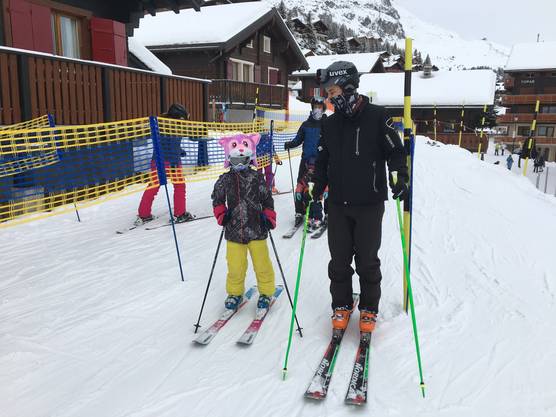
[[312, 61, 408, 334], [136, 103, 195, 225], [284, 96, 327, 227], [212, 133, 277, 310], [256, 133, 282, 193], [506, 154, 514, 170], [494, 142, 500, 156]]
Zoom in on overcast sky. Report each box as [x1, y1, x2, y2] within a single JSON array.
[[394, 0, 556, 47]]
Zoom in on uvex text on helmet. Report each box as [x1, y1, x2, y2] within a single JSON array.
[[315, 61, 359, 93]]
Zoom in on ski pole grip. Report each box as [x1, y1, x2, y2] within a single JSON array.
[[391, 171, 399, 185], [308, 181, 315, 198]]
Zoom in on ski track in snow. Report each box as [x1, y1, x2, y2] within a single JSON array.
[[1, 137, 556, 417]]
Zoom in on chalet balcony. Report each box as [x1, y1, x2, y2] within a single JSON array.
[[208, 80, 287, 109], [497, 113, 556, 123], [501, 94, 556, 106], [0, 46, 208, 126], [494, 135, 556, 146], [426, 133, 488, 151]]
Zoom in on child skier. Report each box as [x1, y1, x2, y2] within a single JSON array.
[[136, 103, 195, 225], [284, 96, 327, 227], [212, 133, 277, 310], [294, 158, 326, 230]]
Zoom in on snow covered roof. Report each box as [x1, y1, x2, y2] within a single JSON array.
[[293, 52, 384, 76], [134, 3, 273, 47], [359, 70, 496, 107], [505, 42, 556, 71], [128, 37, 172, 75]]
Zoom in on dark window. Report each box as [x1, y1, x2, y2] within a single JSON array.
[[518, 126, 531, 136], [541, 105, 556, 113], [537, 126, 554, 137], [525, 72, 535, 78]]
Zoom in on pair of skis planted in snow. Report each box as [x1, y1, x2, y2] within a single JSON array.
[[116, 214, 212, 234], [304, 294, 372, 406], [193, 285, 283, 346], [282, 222, 327, 239]]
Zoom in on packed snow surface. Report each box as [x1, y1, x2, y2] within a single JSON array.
[[1, 137, 556, 416]]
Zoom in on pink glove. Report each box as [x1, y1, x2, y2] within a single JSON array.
[[213, 204, 228, 226]]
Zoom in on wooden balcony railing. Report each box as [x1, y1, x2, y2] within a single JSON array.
[[501, 94, 556, 106], [208, 79, 287, 108], [423, 132, 487, 151], [0, 46, 209, 125], [497, 113, 556, 123], [494, 135, 556, 145]]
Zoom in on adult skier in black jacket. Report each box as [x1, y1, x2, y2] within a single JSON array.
[[312, 61, 409, 334]]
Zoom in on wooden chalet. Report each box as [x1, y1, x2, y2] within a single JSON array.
[[133, 3, 308, 121], [0, 0, 257, 125], [497, 42, 556, 161]]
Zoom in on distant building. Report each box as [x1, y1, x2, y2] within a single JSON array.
[[359, 69, 497, 151], [497, 42, 556, 161]]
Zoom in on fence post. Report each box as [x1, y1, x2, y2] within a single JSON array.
[[149, 116, 186, 282], [17, 54, 32, 121], [101, 68, 112, 122], [536, 172, 541, 189], [160, 77, 167, 114], [544, 166, 549, 193]]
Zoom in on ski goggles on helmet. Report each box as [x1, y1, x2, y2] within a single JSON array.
[[315, 65, 359, 88]]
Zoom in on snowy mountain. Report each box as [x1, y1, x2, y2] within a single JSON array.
[[266, 0, 509, 70]]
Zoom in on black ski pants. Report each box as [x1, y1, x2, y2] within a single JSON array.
[[327, 201, 385, 312]]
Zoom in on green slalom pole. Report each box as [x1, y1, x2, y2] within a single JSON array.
[[282, 182, 313, 380], [392, 172, 426, 398]]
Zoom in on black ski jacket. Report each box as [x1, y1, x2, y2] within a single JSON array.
[[313, 96, 408, 206]]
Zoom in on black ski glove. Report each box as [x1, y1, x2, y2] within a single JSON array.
[[389, 173, 409, 200], [284, 141, 294, 150]]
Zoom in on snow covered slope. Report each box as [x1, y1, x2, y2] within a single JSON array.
[[393, 1, 509, 70], [1, 137, 556, 416], [267, 0, 509, 69]]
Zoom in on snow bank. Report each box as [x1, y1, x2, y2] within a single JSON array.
[[128, 37, 172, 75]]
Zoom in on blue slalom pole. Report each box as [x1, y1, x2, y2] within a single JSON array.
[[150, 116, 185, 282]]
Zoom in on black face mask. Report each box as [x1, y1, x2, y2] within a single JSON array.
[[330, 92, 359, 117]]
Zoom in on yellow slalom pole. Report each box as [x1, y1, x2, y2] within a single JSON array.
[[523, 100, 540, 176], [477, 104, 487, 158], [402, 38, 413, 313], [458, 104, 465, 147]]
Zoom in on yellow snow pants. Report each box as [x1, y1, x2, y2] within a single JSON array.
[[226, 239, 275, 297]]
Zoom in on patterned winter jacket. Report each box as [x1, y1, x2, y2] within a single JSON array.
[[211, 168, 274, 244]]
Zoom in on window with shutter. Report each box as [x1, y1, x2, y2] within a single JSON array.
[[90, 17, 127, 66]]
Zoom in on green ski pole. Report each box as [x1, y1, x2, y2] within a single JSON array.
[[282, 182, 313, 380], [392, 172, 426, 398]]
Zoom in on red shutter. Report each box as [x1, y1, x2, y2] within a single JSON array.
[[91, 17, 127, 66], [254, 65, 261, 83], [30, 3, 54, 53], [9, 0, 33, 50], [269, 69, 279, 85], [8, 0, 53, 53]]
